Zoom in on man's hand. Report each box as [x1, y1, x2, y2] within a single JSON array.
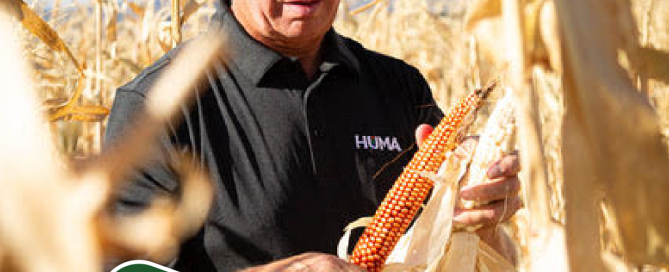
[[416, 124, 521, 261], [453, 137, 522, 229], [242, 253, 364, 272]]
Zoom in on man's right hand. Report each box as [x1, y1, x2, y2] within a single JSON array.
[[242, 253, 364, 272]]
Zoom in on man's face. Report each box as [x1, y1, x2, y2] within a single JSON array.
[[233, 0, 340, 41]]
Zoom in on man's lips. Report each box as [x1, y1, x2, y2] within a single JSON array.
[[283, 0, 321, 4], [283, 0, 322, 16]]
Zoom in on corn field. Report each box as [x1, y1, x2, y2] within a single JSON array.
[[0, 0, 668, 271]]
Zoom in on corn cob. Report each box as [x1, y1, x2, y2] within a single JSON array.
[[350, 84, 496, 272], [459, 89, 516, 210]]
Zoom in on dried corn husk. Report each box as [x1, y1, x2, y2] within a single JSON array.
[[554, 0, 669, 267], [432, 89, 517, 272], [458, 88, 516, 211]]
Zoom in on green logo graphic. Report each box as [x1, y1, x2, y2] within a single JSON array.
[[111, 260, 178, 272]]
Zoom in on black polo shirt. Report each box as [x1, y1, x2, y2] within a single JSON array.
[[105, 7, 443, 272]]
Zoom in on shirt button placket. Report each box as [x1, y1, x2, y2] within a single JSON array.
[[304, 76, 329, 179], [312, 127, 324, 138]]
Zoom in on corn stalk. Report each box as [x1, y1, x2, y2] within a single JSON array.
[[553, 0, 669, 269], [172, 0, 181, 46]]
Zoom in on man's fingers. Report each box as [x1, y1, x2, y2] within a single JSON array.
[[295, 253, 364, 272], [415, 124, 434, 148], [460, 176, 520, 203], [453, 196, 522, 227], [487, 151, 520, 179], [243, 253, 364, 272]]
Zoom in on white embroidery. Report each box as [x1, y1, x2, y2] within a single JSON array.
[[354, 135, 402, 151]]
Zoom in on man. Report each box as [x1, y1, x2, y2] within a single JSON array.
[[105, 0, 522, 271]]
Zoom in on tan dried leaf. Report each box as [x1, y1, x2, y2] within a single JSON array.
[[0, 0, 82, 72], [350, 0, 384, 15], [439, 233, 479, 272], [47, 75, 86, 121], [42, 97, 69, 109], [634, 47, 669, 85], [56, 105, 110, 122], [181, 0, 205, 25], [555, 0, 669, 267], [127, 2, 145, 19], [106, 8, 117, 43], [464, 0, 501, 31]]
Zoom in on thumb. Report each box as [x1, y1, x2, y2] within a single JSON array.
[[415, 124, 434, 148]]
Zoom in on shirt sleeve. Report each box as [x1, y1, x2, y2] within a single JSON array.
[[406, 66, 444, 129], [104, 89, 181, 215]]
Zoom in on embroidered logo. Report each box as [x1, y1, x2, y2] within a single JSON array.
[[354, 135, 402, 152]]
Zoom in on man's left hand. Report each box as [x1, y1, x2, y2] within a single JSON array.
[[415, 124, 522, 229], [415, 124, 521, 262], [454, 138, 522, 229]]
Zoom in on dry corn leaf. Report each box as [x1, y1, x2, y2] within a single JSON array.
[[117, 57, 144, 74], [158, 28, 173, 53], [525, 223, 568, 272], [350, 0, 384, 15], [0, 0, 82, 73], [523, 0, 553, 70], [537, 1, 560, 72], [466, 0, 561, 72], [127, 2, 145, 19], [477, 238, 516, 272], [53, 105, 110, 122], [634, 47, 669, 85], [501, 0, 553, 244], [42, 97, 69, 109], [464, 0, 501, 31], [47, 74, 86, 121], [107, 8, 117, 43], [101, 51, 143, 74], [439, 233, 479, 272], [181, 0, 205, 25], [499, 2, 565, 271], [554, 0, 669, 267]]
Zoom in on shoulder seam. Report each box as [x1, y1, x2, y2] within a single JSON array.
[[116, 87, 148, 99]]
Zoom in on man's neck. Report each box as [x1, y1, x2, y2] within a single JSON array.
[[265, 36, 324, 79], [230, 5, 325, 79]]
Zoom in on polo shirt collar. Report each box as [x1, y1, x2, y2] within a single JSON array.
[[210, 7, 361, 85], [321, 29, 362, 75]]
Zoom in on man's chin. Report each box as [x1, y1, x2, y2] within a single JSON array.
[[277, 24, 325, 40]]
